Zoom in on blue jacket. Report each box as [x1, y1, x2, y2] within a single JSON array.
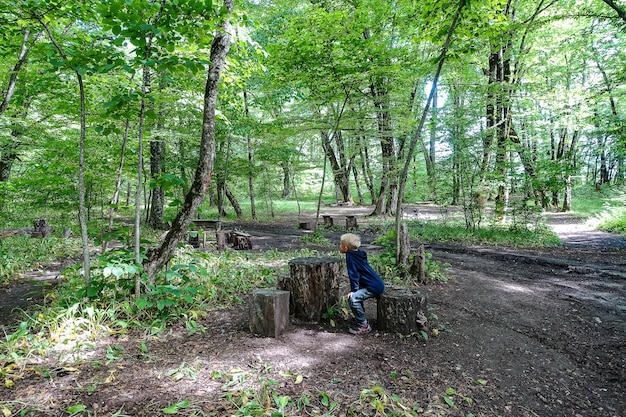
[[345, 249, 385, 296]]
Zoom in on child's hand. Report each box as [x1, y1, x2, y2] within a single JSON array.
[[347, 292, 353, 299]]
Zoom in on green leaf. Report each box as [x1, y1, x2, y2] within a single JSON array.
[[66, 404, 87, 414], [474, 379, 488, 385], [443, 395, 455, 407]]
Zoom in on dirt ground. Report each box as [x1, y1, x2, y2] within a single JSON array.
[[1, 204, 625, 417]]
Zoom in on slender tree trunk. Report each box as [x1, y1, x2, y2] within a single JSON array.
[[0, 30, 36, 116], [225, 183, 243, 219], [394, 0, 465, 265], [37, 18, 91, 282], [358, 133, 376, 204], [281, 160, 291, 198], [243, 89, 257, 218], [143, 0, 233, 280], [103, 119, 130, 253]]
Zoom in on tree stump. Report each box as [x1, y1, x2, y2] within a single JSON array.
[[377, 286, 428, 335], [323, 215, 334, 228], [229, 231, 252, 250], [299, 221, 312, 230], [346, 215, 358, 229], [249, 289, 290, 338], [409, 244, 426, 284], [279, 257, 343, 322], [32, 219, 53, 238]]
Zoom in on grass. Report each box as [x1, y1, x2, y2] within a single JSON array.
[[570, 185, 626, 237], [408, 221, 561, 248]]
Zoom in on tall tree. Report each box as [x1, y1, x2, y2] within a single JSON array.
[[144, 0, 234, 279]]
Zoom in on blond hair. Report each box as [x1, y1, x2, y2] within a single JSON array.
[[340, 233, 361, 250]]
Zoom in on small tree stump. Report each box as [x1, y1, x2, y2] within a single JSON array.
[[32, 219, 53, 238], [409, 244, 426, 284], [323, 215, 334, 228], [346, 215, 358, 229], [249, 289, 290, 338], [280, 257, 343, 322], [377, 286, 428, 335], [299, 221, 312, 230]]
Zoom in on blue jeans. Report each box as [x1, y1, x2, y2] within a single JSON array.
[[349, 289, 375, 325]]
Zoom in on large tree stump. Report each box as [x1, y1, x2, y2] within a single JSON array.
[[229, 231, 252, 250], [249, 289, 290, 338], [377, 286, 428, 335], [32, 219, 53, 238], [280, 257, 343, 322]]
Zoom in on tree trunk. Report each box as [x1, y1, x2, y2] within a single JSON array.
[[143, 0, 233, 280], [244, 89, 257, 219], [321, 130, 353, 204], [103, 119, 130, 253], [394, 0, 465, 264], [37, 17, 91, 283], [148, 136, 166, 229], [281, 160, 291, 198], [225, 183, 243, 219]]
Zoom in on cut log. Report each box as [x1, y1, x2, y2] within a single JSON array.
[[32, 219, 53, 238], [377, 285, 428, 335], [346, 215, 358, 229], [249, 289, 290, 338], [299, 221, 312, 230], [280, 257, 343, 322]]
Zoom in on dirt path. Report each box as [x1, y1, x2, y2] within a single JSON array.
[[1, 206, 625, 416]]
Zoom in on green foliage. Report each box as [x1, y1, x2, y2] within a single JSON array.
[[370, 229, 450, 283], [596, 205, 626, 236], [298, 227, 332, 246], [407, 220, 561, 248]]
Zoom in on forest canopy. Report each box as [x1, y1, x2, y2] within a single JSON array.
[[1, 0, 624, 238]]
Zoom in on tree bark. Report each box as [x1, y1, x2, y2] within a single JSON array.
[[377, 286, 428, 335], [279, 257, 343, 322], [143, 0, 233, 280]]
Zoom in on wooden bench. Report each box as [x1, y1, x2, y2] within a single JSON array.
[[191, 219, 221, 230]]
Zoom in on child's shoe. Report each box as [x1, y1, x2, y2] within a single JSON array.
[[349, 322, 372, 335]]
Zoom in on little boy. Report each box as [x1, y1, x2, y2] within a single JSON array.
[[339, 233, 385, 335]]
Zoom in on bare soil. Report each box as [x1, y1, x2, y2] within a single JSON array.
[[1, 204, 625, 417]]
